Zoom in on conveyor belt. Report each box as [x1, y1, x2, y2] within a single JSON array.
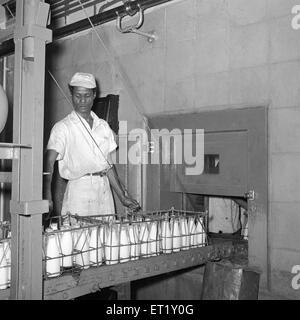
[[0, 242, 247, 300], [43, 242, 247, 300]]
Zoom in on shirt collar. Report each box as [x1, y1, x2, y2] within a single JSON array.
[[69, 110, 102, 128]]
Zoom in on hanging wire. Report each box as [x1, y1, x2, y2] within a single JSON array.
[[47, 69, 138, 202], [76, 0, 152, 134], [6, 1, 115, 172], [49, 1, 190, 208], [74, 0, 166, 206], [5, 0, 191, 209], [4, 4, 14, 19]]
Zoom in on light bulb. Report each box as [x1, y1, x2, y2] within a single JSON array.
[[0, 84, 8, 134]]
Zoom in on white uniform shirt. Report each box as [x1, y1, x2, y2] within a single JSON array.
[[208, 197, 241, 234], [47, 110, 117, 180], [47, 111, 117, 216]]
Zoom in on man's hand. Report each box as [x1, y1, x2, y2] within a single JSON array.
[[121, 196, 141, 212], [43, 199, 54, 229], [48, 199, 54, 213]]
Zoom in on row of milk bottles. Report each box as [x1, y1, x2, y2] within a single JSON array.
[[45, 214, 207, 277], [103, 214, 207, 264], [161, 215, 207, 253], [0, 232, 11, 290], [45, 221, 105, 277]]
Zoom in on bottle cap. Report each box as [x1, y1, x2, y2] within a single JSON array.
[[50, 223, 58, 231]]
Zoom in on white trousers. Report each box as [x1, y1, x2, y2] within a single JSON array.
[[61, 175, 115, 216]]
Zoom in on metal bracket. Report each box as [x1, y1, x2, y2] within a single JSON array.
[[10, 200, 49, 216], [14, 24, 52, 43], [122, 0, 139, 16], [116, 4, 157, 42], [245, 190, 255, 201]]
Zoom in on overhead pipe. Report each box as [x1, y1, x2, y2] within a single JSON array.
[[0, 0, 175, 57]]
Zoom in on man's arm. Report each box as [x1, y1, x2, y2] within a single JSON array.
[[106, 163, 140, 212], [233, 197, 248, 210], [43, 149, 59, 212]]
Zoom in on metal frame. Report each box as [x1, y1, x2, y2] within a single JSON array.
[[0, 242, 247, 300], [0, 0, 52, 300], [0, 0, 175, 57], [148, 107, 268, 286], [44, 243, 247, 300]]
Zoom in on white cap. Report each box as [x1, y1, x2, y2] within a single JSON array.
[[69, 72, 96, 89]]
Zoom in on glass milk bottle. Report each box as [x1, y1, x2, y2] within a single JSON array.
[[89, 226, 103, 266], [60, 226, 73, 268], [149, 221, 158, 256], [140, 221, 150, 258], [133, 221, 141, 259], [180, 216, 189, 250], [128, 225, 138, 260], [188, 216, 196, 248], [119, 225, 130, 263], [3, 237, 11, 285], [74, 227, 90, 269], [161, 218, 172, 254], [45, 229, 61, 278], [171, 217, 182, 252], [195, 217, 206, 247], [0, 243, 8, 289], [105, 224, 119, 265]]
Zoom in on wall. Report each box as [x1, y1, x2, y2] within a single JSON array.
[[45, 0, 300, 299]]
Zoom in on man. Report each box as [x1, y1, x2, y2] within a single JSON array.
[[44, 72, 140, 217], [208, 196, 248, 238]]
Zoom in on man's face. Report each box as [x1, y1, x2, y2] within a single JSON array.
[[71, 86, 96, 115]]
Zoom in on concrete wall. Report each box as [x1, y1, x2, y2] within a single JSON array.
[[45, 0, 300, 299]]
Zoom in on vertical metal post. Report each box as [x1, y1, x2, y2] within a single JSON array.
[[0, 56, 7, 221], [10, 0, 52, 300]]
